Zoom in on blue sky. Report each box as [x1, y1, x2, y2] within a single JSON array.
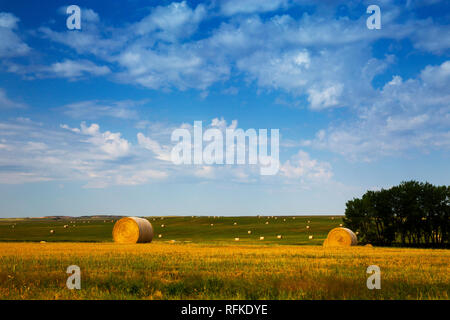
[[0, 0, 449, 217]]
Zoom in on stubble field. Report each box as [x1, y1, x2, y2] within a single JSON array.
[[0, 216, 448, 299]]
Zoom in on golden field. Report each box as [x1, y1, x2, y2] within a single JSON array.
[[0, 242, 448, 300]]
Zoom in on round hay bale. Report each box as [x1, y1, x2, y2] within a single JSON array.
[[247, 230, 252, 234], [259, 236, 264, 240], [50, 229, 54, 234], [234, 237, 240, 241], [365, 243, 373, 247], [323, 227, 357, 247], [308, 235, 313, 240], [277, 235, 282, 239], [112, 217, 154, 244]]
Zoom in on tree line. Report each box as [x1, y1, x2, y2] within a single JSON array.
[[344, 181, 449, 248]]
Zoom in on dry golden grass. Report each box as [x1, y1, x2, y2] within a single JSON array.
[[0, 242, 448, 300]]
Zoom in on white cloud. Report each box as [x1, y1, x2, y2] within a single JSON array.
[[134, 1, 206, 41], [0, 88, 27, 109], [0, 119, 169, 187], [221, 0, 289, 15], [280, 150, 333, 182], [29, 2, 448, 98], [5, 59, 111, 80], [48, 59, 110, 78], [60, 99, 141, 119], [137, 132, 171, 161], [0, 12, 30, 58], [303, 61, 450, 160], [308, 84, 343, 110]]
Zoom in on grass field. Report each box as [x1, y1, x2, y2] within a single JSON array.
[[0, 216, 449, 300]]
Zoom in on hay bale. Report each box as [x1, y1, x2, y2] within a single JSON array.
[[265, 221, 269, 225], [40, 241, 46, 244], [234, 237, 240, 241], [112, 217, 154, 244], [259, 236, 264, 240], [339, 223, 343, 227], [158, 234, 162, 238], [50, 229, 54, 234], [248, 230, 252, 234], [308, 235, 313, 240], [277, 235, 282, 239], [233, 222, 237, 225], [210, 223, 214, 226], [365, 243, 373, 247], [323, 227, 357, 247], [161, 224, 165, 228], [306, 225, 310, 229]]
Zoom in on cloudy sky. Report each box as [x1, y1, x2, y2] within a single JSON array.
[[0, 0, 449, 217]]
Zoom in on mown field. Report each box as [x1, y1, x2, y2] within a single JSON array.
[[0, 216, 449, 300], [0, 216, 338, 245]]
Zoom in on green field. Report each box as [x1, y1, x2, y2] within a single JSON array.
[[0, 215, 340, 245]]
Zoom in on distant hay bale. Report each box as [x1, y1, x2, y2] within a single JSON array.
[[169, 240, 175, 243], [50, 229, 54, 234], [161, 224, 165, 228], [307, 220, 311, 224], [323, 227, 357, 247], [339, 223, 343, 227], [233, 222, 237, 225], [265, 221, 269, 225], [210, 223, 214, 226], [259, 236, 264, 240], [277, 235, 282, 239], [306, 225, 310, 229], [248, 230, 252, 234], [112, 217, 154, 244], [283, 219, 286, 222], [158, 234, 162, 238], [331, 217, 335, 220], [308, 235, 313, 240], [63, 225, 68, 229], [293, 217, 296, 220], [40, 241, 46, 244], [234, 238, 240, 241]]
